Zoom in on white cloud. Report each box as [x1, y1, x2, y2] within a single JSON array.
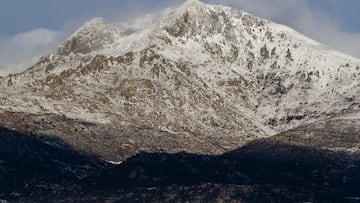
[[0, 29, 65, 76], [206, 0, 360, 58]]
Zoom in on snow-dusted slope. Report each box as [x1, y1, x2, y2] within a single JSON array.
[[1, 0, 360, 152]]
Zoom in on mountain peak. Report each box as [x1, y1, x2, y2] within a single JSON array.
[[83, 17, 107, 27], [176, 0, 210, 15], [163, 0, 224, 38], [1, 0, 360, 157], [71, 17, 109, 38], [181, 0, 206, 8], [2, 3, 360, 200], [56, 17, 116, 55]]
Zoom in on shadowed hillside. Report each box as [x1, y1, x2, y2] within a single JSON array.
[[0, 126, 110, 200], [1, 125, 360, 202], [79, 142, 360, 202]]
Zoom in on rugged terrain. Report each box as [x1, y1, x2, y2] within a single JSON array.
[[0, 0, 360, 202], [2, 130, 360, 202]]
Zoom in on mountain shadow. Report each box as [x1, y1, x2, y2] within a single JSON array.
[[82, 140, 360, 202], [1, 124, 360, 202], [0, 126, 110, 200]]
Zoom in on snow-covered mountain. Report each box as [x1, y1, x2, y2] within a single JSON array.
[[1, 0, 360, 157]]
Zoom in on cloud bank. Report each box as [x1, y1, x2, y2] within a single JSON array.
[[0, 29, 65, 76], [206, 0, 360, 59]]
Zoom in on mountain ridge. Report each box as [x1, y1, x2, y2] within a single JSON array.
[[0, 0, 360, 158]]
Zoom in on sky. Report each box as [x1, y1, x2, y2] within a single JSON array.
[[0, 0, 359, 76]]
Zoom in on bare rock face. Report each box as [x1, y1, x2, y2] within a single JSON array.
[[57, 17, 118, 55], [165, 1, 224, 37]]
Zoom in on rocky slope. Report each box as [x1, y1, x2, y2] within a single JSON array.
[[0, 126, 110, 200], [1, 1, 360, 159], [1, 0, 360, 201], [11, 140, 360, 202]]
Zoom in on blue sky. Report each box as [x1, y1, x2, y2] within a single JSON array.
[[0, 0, 182, 35], [0, 0, 359, 75]]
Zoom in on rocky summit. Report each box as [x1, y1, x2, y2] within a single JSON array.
[[0, 0, 360, 202]]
